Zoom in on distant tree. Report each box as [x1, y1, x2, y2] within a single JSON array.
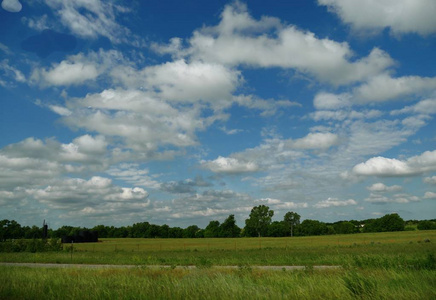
[[24, 225, 43, 239], [417, 220, 436, 230], [159, 224, 170, 238], [244, 205, 274, 237], [92, 225, 109, 238], [183, 225, 200, 238], [204, 220, 221, 238], [284, 211, 301, 237], [130, 222, 151, 238], [168, 227, 183, 238], [267, 221, 287, 237], [363, 214, 405, 232], [299, 219, 328, 236], [219, 215, 241, 237], [380, 213, 405, 232], [333, 221, 358, 234], [0, 220, 23, 240]]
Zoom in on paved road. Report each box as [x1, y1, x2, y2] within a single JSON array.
[[0, 262, 341, 270]]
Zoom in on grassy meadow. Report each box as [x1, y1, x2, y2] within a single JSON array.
[[1, 230, 435, 299]]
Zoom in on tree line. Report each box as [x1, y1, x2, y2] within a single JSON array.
[[1, 205, 435, 241]]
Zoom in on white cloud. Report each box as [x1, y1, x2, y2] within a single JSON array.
[[318, 0, 436, 36], [201, 156, 260, 174], [31, 50, 123, 87], [0, 135, 109, 191], [365, 193, 420, 204], [255, 198, 308, 210], [62, 89, 205, 151], [35, 61, 99, 86], [292, 132, 339, 150], [202, 131, 338, 175], [310, 109, 383, 121], [141, 60, 241, 106], [424, 176, 436, 185], [107, 163, 161, 189], [24, 176, 150, 218], [367, 183, 402, 192], [233, 95, 300, 117], [353, 150, 436, 176], [44, 0, 133, 44], [1, 0, 22, 13], [313, 92, 351, 110], [313, 197, 357, 208], [424, 192, 436, 199], [392, 99, 436, 116], [0, 59, 26, 86], [22, 14, 49, 31], [354, 74, 436, 103], [155, 2, 394, 86]]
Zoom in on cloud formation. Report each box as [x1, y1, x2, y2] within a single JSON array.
[[155, 2, 394, 86], [1, 0, 21, 13], [353, 150, 436, 177], [318, 0, 436, 36]]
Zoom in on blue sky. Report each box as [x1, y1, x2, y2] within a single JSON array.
[[0, 0, 435, 229]]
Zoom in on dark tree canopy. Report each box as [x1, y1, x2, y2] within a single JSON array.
[[284, 211, 301, 237], [244, 205, 274, 237], [219, 215, 241, 237]]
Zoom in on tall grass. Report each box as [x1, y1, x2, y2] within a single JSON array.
[[1, 266, 435, 299]]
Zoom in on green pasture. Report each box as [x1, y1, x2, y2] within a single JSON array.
[[0, 230, 435, 267], [1, 231, 435, 299]]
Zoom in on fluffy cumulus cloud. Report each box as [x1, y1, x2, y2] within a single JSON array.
[[155, 2, 394, 86], [23, 176, 150, 221], [0, 135, 110, 193], [313, 92, 351, 110], [354, 74, 436, 103], [313, 197, 357, 208], [392, 99, 436, 116], [353, 150, 436, 176], [365, 193, 420, 204], [255, 198, 308, 210], [61, 89, 205, 152], [367, 183, 402, 192], [318, 0, 436, 36], [201, 156, 260, 174], [31, 50, 124, 87], [424, 192, 436, 199], [202, 131, 339, 175], [141, 60, 241, 105], [1, 0, 22, 13], [291, 132, 339, 150], [424, 176, 436, 185], [166, 189, 254, 222]]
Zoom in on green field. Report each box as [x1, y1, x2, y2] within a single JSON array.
[[1, 231, 435, 299]]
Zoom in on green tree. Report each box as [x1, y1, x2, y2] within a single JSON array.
[[204, 220, 221, 238], [284, 211, 301, 237], [244, 205, 274, 237], [299, 219, 328, 236], [219, 214, 241, 237], [183, 225, 200, 238], [333, 221, 358, 234], [417, 220, 436, 230], [267, 221, 287, 237], [380, 213, 405, 232]]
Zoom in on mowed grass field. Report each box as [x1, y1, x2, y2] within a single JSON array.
[[1, 230, 435, 299]]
